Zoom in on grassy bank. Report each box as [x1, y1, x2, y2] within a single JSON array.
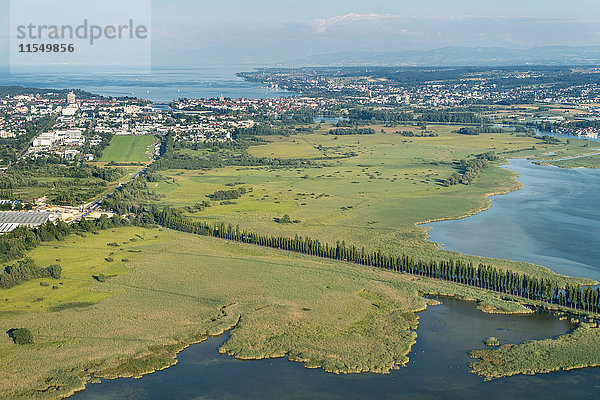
[[541, 153, 600, 169]]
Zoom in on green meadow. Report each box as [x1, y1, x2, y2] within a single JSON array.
[[0, 226, 562, 399], [99, 135, 156, 163], [543, 153, 600, 169], [150, 124, 594, 283], [2, 125, 599, 398], [0, 227, 423, 398]]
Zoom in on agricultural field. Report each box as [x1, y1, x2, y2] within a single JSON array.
[[0, 226, 577, 399], [99, 135, 157, 163]]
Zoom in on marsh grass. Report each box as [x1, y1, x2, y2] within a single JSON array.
[[0, 227, 597, 398], [470, 323, 600, 379]]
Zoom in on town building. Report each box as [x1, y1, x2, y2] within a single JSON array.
[[0, 211, 52, 233]]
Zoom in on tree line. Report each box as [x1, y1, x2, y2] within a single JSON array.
[[97, 180, 600, 316], [347, 108, 489, 125], [456, 126, 507, 135], [329, 128, 376, 135], [130, 206, 599, 313], [207, 187, 248, 201], [443, 152, 499, 186]]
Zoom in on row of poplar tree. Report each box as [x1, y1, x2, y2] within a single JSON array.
[[140, 206, 599, 314]]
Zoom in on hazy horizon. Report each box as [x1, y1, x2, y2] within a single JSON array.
[[3, 0, 600, 69]]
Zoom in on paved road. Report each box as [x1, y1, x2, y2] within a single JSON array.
[[83, 167, 148, 214]]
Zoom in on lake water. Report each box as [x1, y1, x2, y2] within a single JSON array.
[[427, 158, 600, 282], [0, 66, 294, 102], [71, 297, 600, 400]]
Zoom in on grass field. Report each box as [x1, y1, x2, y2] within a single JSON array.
[[99, 135, 156, 163], [0, 226, 550, 399], [149, 125, 595, 284], [0, 227, 430, 398]]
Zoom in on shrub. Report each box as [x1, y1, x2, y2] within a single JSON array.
[[274, 214, 292, 224], [94, 273, 106, 282], [40, 282, 50, 287], [8, 328, 33, 345], [47, 264, 62, 279]]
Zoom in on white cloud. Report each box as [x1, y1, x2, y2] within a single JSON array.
[[310, 13, 401, 34]]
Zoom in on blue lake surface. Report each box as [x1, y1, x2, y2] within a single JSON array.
[[71, 298, 600, 400], [427, 158, 600, 282], [0, 66, 294, 102]]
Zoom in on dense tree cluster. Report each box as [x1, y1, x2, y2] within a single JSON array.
[[234, 124, 296, 137], [151, 135, 323, 172], [279, 109, 316, 124], [347, 108, 489, 125], [207, 187, 247, 200], [0, 258, 61, 289], [329, 128, 376, 135], [456, 126, 507, 135], [7, 328, 34, 345], [0, 156, 125, 204], [537, 135, 562, 145], [394, 130, 438, 137], [348, 108, 413, 122], [5, 156, 125, 182], [443, 152, 499, 186], [102, 178, 161, 215], [418, 111, 489, 124]]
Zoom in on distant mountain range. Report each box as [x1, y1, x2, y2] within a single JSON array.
[[293, 46, 600, 67]]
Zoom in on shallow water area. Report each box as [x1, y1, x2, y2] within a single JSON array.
[[71, 298, 600, 400]]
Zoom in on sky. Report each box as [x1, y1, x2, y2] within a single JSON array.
[[1, 0, 600, 67]]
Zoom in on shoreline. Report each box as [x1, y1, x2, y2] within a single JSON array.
[[416, 159, 524, 233], [64, 320, 240, 399], [65, 291, 588, 399], [416, 159, 599, 286], [63, 292, 538, 399]]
